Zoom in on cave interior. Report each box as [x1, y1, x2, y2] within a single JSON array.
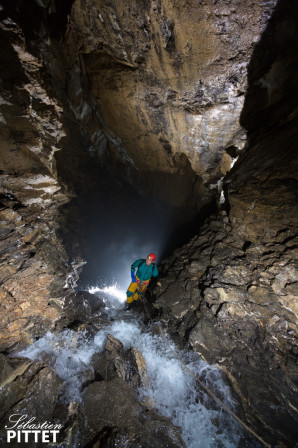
[[0, 0, 297, 447]]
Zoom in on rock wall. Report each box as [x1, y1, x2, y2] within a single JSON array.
[[0, 0, 278, 347], [0, 18, 77, 352], [0, 0, 297, 444], [153, 2, 298, 445]]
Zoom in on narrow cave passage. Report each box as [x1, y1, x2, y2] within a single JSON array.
[[52, 131, 223, 302], [56, 163, 217, 290], [54, 125, 218, 290], [58, 164, 178, 290], [0, 1, 297, 447]]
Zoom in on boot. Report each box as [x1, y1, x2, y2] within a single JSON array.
[[125, 301, 134, 311]]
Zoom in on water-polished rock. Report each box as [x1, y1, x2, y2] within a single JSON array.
[[82, 377, 185, 448]]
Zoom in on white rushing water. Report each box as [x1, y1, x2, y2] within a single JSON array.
[[17, 283, 247, 448]]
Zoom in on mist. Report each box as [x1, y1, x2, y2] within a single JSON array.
[[58, 162, 177, 290]]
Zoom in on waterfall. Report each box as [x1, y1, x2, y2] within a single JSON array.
[[16, 283, 256, 448]]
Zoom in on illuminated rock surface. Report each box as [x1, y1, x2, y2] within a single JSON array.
[[0, 0, 297, 446]]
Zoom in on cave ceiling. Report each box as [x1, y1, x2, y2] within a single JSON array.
[[47, 0, 277, 210], [0, 0, 280, 211]]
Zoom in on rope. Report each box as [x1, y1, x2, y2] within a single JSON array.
[[139, 293, 271, 448]]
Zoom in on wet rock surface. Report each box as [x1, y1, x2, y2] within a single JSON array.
[[90, 332, 149, 389], [0, 356, 63, 447], [0, 327, 186, 448], [82, 378, 185, 448], [63, 290, 108, 330], [0, 1, 297, 447], [82, 330, 185, 448]]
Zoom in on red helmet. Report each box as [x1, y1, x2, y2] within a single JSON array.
[[147, 253, 156, 262]]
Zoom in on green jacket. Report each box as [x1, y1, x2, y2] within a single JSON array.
[[131, 259, 159, 282]]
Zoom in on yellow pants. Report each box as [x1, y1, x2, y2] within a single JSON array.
[[126, 280, 149, 303]]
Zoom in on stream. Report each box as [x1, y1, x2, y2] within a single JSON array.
[[17, 284, 259, 448]]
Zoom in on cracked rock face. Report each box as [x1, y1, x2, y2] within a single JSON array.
[[152, 2, 298, 445], [61, 0, 277, 209], [0, 0, 279, 352], [0, 1, 297, 446], [155, 209, 297, 446], [0, 19, 76, 352]]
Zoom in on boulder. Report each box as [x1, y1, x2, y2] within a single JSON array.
[[81, 378, 185, 448]]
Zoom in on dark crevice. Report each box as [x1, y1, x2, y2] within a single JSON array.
[[0, 0, 74, 40], [242, 241, 252, 252], [160, 199, 218, 260], [67, 320, 84, 330], [215, 302, 226, 317], [85, 426, 117, 448]]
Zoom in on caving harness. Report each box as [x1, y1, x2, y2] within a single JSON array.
[[132, 279, 149, 303]]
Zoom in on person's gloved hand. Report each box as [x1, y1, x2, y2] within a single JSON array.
[[131, 271, 136, 283]]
